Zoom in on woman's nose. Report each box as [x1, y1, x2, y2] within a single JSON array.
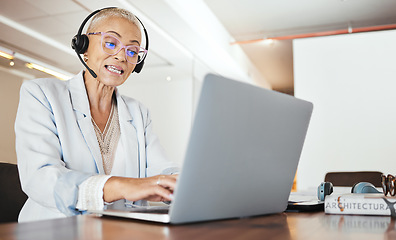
[[114, 47, 127, 61]]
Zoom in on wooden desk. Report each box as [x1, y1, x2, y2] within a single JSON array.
[[1, 212, 395, 240]]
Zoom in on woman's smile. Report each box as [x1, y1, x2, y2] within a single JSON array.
[[105, 65, 124, 75]]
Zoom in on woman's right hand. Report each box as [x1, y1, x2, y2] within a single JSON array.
[[103, 175, 178, 203]]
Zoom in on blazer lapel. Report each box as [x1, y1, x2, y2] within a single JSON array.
[[116, 92, 139, 178], [68, 72, 104, 174]]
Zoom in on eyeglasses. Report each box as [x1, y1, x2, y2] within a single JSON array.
[[381, 174, 396, 196], [87, 32, 147, 65]]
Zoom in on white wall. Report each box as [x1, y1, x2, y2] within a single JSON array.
[[119, 75, 193, 165], [294, 29, 396, 190], [118, 59, 212, 165]]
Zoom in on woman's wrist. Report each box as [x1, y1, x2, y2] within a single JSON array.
[[103, 176, 125, 203]]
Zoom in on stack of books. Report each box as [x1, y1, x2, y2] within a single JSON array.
[[325, 193, 396, 216]]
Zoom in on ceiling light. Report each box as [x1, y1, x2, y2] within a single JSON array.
[[0, 65, 35, 80], [25, 63, 72, 80], [0, 51, 14, 60], [166, 76, 172, 81], [0, 45, 74, 80], [0, 46, 14, 60]]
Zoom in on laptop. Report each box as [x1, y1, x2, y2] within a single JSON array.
[[90, 73, 313, 224]]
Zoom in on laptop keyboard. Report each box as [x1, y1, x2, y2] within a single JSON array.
[[128, 206, 170, 214]]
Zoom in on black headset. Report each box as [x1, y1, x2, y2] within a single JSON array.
[[71, 7, 149, 78]]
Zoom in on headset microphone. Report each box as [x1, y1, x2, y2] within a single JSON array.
[[76, 51, 97, 78]]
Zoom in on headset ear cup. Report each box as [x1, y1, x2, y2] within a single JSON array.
[[80, 34, 89, 54], [351, 182, 381, 193], [324, 182, 334, 196], [133, 57, 144, 73], [71, 35, 78, 51], [71, 34, 89, 54], [317, 182, 333, 201]]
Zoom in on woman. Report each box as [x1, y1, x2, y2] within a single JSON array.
[[15, 7, 179, 222]]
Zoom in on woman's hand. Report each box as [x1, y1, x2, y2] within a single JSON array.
[[103, 175, 178, 203]]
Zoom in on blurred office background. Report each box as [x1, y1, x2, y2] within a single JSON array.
[[1, 0, 396, 190]]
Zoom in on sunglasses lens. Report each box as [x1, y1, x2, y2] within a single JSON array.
[[381, 174, 388, 196], [389, 175, 396, 196]]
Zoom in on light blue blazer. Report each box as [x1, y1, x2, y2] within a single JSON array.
[[15, 72, 179, 222]]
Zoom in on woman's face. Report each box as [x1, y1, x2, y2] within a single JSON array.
[[85, 16, 142, 87]]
